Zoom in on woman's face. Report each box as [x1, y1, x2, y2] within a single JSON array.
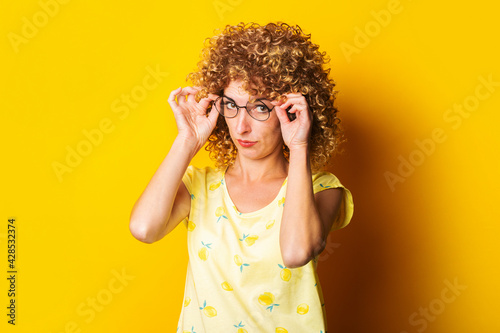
[[222, 80, 284, 161]]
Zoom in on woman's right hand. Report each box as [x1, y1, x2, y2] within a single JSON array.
[[168, 86, 219, 153]]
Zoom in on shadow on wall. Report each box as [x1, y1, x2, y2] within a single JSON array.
[[319, 107, 430, 333]]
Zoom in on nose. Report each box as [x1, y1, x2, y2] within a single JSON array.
[[234, 108, 252, 135]]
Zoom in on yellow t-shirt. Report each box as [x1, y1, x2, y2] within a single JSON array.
[[176, 166, 354, 333]]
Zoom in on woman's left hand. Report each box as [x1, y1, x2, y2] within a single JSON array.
[[274, 93, 312, 152]]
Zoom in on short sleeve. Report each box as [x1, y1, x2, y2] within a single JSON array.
[[312, 171, 354, 232], [181, 165, 195, 195]]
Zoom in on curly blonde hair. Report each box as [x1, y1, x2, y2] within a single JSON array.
[[187, 22, 345, 172]]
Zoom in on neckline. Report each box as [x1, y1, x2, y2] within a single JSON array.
[[221, 168, 288, 217]]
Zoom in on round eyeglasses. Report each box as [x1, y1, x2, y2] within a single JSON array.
[[213, 95, 275, 121]]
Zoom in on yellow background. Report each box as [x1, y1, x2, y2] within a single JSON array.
[[1, 0, 499, 332]]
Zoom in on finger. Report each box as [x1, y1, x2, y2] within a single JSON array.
[[181, 86, 199, 103], [271, 100, 284, 108], [198, 93, 220, 113], [274, 104, 290, 125], [187, 93, 196, 104], [191, 86, 214, 98], [282, 94, 307, 105], [285, 96, 307, 104], [168, 87, 182, 102], [181, 86, 199, 95], [279, 100, 293, 110], [287, 105, 299, 116], [207, 105, 220, 125], [282, 93, 305, 103], [207, 93, 219, 101], [278, 96, 301, 110], [279, 100, 305, 112], [283, 92, 306, 100], [285, 106, 301, 124], [288, 104, 310, 118], [198, 97, 214, 111], [168, 87, 182, 108], [176, 87, 190, 106]]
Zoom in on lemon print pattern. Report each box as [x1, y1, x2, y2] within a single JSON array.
[[221, 281, 233, 291], [233, 205, 242, 215], [209, 180, 222, 191], [183, 326, 195, 333], [199, 300, 217, 317], [239, 233, 259, 246], [233, 321, 248, 332], [266, 219, 275, 229], [198, 241, 212, 261], [177, 166, 351, 332], [278, 264, 291, 281], [258, 292, 280, 312], [297, 303, 309, 315], [215, 206, 228, 223], [234, 255, 250, 272]]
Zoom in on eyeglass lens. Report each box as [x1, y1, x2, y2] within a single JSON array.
[[214, 96, 273, 121]]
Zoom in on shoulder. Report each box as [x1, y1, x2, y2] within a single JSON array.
[[311, 170, 343, 194], [184, 165, 220, 177], [312, 170, 354, 231], [182, 165, 223, 192]]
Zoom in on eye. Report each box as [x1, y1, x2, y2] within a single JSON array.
[[255, 105, 270, 113], [224, 101, 237, 110], [253, 102, 271, 113]]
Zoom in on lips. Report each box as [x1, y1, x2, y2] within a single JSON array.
[[237, 139, 257, 148]]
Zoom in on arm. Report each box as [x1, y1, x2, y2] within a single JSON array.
[[129, 138, 193, 244], [275, 94, 343, 268], [129, 87, 218, 244], [281, 146, 343, 268]]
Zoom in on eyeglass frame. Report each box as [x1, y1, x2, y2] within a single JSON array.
[[212, 95, 275, 121]]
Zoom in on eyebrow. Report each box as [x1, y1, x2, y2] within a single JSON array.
[[222, 95, 271, 104]]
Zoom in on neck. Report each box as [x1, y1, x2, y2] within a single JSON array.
[[227, 147, 289, 183]]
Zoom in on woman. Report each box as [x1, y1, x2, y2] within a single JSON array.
[[130, 22, 353, 332]]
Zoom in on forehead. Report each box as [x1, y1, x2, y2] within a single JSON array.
[[223, 80, 268, 101]]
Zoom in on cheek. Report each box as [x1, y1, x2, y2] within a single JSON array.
[[268, 116, 282, 135], [264, 122, 283, 142], [224, 118, 236, 134], [261, 111, 278, 128]]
